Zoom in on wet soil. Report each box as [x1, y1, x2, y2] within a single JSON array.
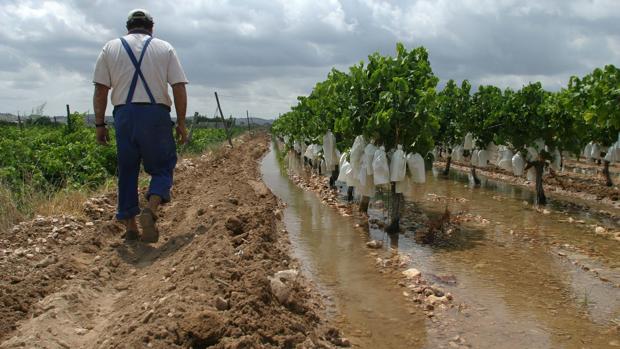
[[279, 147, 620, 348], [0, 133, 345, 348], [436, 159, 620, 211]]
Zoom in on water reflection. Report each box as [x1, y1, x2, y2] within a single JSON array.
[[265, 146, 620, 348]]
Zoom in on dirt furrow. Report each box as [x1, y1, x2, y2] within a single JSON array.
[[0, 133, 344, 349]]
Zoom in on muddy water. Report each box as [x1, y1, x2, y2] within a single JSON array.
[[377, 169, 620, 348], [262, 145, 620, 348], [261, 146, 431, 348]]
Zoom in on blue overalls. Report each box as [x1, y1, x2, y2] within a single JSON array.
[[113, 36, 177, 220]]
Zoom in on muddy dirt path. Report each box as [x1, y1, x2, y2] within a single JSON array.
[[0, 133, 345, 348]]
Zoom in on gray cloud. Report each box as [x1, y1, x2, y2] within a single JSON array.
[[0, 0, 618, 118]]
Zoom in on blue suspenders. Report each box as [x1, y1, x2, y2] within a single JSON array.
[[119, 36, 156, 105]]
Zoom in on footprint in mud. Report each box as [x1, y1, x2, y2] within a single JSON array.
[[115, 233, 195, 266]]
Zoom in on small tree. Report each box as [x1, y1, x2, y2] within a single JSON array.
[[497, 83, 554, 204], [435, 79, 471, 175], [569, 65, 620, 186], [463, 85, 504, 185]]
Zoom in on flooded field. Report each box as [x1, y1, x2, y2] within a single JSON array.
[[262, 145, 620, 348]]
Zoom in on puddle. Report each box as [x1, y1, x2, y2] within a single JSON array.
[[261, 145, 435, 348], [261, 144, 620, 348]]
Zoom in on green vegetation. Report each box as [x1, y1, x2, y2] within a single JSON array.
[[272, 43, 619, 208], [0, 112, 243, 231]]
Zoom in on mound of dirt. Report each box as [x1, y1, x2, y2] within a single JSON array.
[[0, 133, 344, 348]]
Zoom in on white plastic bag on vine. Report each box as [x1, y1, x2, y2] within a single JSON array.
[[477, 150, 489, 168], [584, 142, 593, 161], [430, 147, 438, 162], [320, 159, 328, 175], [527, 139, 545, 161], [464, 133, 474, 151], [372, 146, 390, 185], [498, 149, 513, 171], [471, 150, 479, 167], [322, 131, 337, 171], [350, 136, 366, 174], [550, 148, 561, 171], [605, 145, 618, 163], [591, 143, 601, 160], [512, 153, 525, 176], [345, 162, 359, 187], [454, 145, 464, 162], [314, 144, 323, 160], [395, 174, 410, 194], [303, 144, 313, 159], [390, 145, 407, 182], [337, 153, 350, 182], [526, 167, 536, 181], [363, 143, 377, 176], [406, 153, 426, 184], [358, 176, 376, 197]]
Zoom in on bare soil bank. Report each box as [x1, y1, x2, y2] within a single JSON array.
[[437, 159, 620, 213], [0, 133, 345, 348]]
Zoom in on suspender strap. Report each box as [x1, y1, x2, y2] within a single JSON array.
[[120, 37, 156, 105]]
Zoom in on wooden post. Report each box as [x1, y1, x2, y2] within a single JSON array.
[[17, 112, 23, 130], [246, 110, 251, 134], [187, 115, 196, 145], [214, 92, 233, 147], [66, 104, 72, 132]]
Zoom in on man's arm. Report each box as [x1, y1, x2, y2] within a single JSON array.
[[172, 83, 188, 144], [93, 83, 110, 145]]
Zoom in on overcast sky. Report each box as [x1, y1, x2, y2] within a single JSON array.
[[0, 0, 618, 118]]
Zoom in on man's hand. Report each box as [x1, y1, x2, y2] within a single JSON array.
[[175, 123, 188, 145], [96, 127, 109, 145], [93, 83, 110, 146]]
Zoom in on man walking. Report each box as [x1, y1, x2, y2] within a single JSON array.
[[93, 9, 188, 243]]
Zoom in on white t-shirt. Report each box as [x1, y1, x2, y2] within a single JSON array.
[[93, 33, 188, 106]]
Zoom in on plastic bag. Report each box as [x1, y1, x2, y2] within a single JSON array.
[[430, 147, 438, 162], [498, 149, 513, 171], [358, 176, 376, 197], [363, 143, 377, 176], [304, 144, 321, 161], [322, 130, 338, 171], [471, 150, 479, 167], [345, 161, 359, 187], [454, 145, 464, 162], [337, 153, 350, 182], [584, 142, 593, 161], [406, 153, 426, 183], [350, 136, 366, 174], [605, 144, 618, 163], [303, 144, 313, 159], [527, 139, 545, 161], [477, 150, 489, 168], [395, 175, 410, 194], [464, 133, 474, 151], [591, 143, 601, 160], [526, 167, 536, 181], [550, 148, 561, 171], [486, 142, 498, 153], [512, 153, 525, 176], [372, 146, 390, 185], [390, 145, 407, 182]]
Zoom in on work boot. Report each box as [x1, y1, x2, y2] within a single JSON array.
[[139, 207, 159, 243], [124, 230, 139, 242]]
